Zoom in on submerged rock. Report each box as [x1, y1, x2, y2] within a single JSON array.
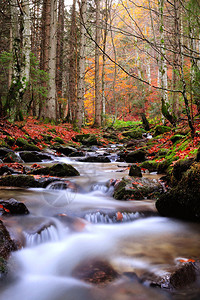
[[114, 177, 163, 200], [30, 163, 80, 177], [72, 260, 119, 285], [156, 163, 200, 221]]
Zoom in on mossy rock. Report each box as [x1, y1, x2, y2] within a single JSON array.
[[0, 148, 14, 158], [53, 137, 65, 144], [154, 125, 171, 136], [124, 149, 147, 163], [5, 136, 15, 147], [0, 175, 42, 188], [129, 164, 142, 177], [51, 145, 77, 156], [140, 160, 158, 172], [156, 163, 200, 221], [73, 134, 99, 146], [157, 159, 171, 174], [113, 177, 163, 200], [122, 129, 143, 140], [41, 134, 53, 142], [170, 134, 184, 144], [19, 151, 42, 163], [16, 138, 40, 151], [47, 128, 57, 134], [155, 148, 170, 158], [0, 139, 9, 148], [3, 152, 24, 163], [30, 163, 80, 177], [171, 158, 194, 186]]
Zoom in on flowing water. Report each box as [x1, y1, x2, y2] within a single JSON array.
[[0, 156, 200, 299]]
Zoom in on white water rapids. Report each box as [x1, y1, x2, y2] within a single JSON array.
[[0, 159, 200, 299]]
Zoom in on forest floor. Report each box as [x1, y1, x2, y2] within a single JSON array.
[[1, 116, 200, 169]]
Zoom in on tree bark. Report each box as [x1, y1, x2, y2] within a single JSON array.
[[76, 0, 87, 128], [94, 0, 102, 127]]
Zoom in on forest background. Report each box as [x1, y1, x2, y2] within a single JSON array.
[[0, 0, 199, 134]]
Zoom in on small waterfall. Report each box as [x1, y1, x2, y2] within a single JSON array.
[[24, 225, 61, 247], [84, 211, 143, 224]]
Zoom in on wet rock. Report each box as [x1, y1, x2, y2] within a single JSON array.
[[124, 149, 147, 163], [3, 152, 24, 163], [69, 151, 85, 157], [156, 163, 200, 221], [141, 261, 199, 290], [78, 156, 111, 163], [0, 165, 21, 175], [51, 145, 77, 156], [0, 175, 42, 188], [114, 177, 163, 200], [169, 262, 197, 289], [0, 220, 17, 260], [72, 260, 119, 285], [157, 159, 171, 174], [129, 164, 142, 177], [30, 163, 80, 177], [19, 151, 42, 163], [0, 147, 14, 158], [0, 198, 29, 215]]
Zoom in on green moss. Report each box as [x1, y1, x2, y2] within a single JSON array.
[[53, 137, 65, 144], [47, 128, 57, 134], [154, 125, 171, 136], [140, 160, 158, 172]]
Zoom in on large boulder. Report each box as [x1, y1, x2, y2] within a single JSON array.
[[124, 149, 147, 163], [0, 175, 42, 188], [30, 163, 80, 177], [113, 177, 163, 200], [19, 151, 42, 163], [156, 163, 200, 221], [16, 138, 40, 151]]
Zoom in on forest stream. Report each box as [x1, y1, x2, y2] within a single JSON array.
[[0, 152, 200, 300]]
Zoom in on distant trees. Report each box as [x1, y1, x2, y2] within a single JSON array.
[[0, 0, 199, 131]]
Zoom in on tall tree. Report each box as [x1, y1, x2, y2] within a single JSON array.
[[76, 0, 87, 128], [94, 0, 102, 126]]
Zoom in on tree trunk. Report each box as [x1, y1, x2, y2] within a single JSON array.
[[68, 0, 77, 123], [76, 0, 87, 128], [94, 0, 101, 127], [46, 0, 57, 121]]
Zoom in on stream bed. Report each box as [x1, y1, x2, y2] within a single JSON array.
[[0, 156, 200, 300]]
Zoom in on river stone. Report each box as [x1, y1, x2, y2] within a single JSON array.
[[0, 220, 17, 260], [156, 163, 200, 221], [114, 177, 163, 200], [0, 165, 22, 175], [51, 145, 77, 156], [72, 259, 119, 285], [124, 149, 147, 163], [0, 198, 29, 215], [19, 151, 42, 163], [0, 147, 14, 158], [3, 152, 24, 163], [129, 164, 142, 177], [0, 175, 42, 188], [73, 134, 99, 146], [30, 163, 80, 177]]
